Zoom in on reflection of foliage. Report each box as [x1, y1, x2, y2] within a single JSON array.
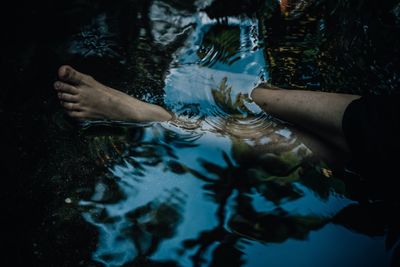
[[197, 24, 241, 67], [229, 209, 327, 243], [208, 76, 345, 202], [189, 142, 344, 206], [260, 0, 324, 89], [84, 123, 200, 177], [211, 77, 252, 116], [81, 108, 397, 266], [182, 227, 245, 267], [260, 0, 400, 94], [178, 144, 341, 265], [171, 76, 350, 263], [82, 187, 186, 266], [125, 188, 187, 257]]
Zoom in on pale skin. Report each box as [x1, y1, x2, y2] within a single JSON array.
[[55, 65, 172, 122], [250, 86, 360, 153], [54, 65, 360, 154]]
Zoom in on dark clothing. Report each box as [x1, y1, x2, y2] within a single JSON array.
[[342, 95, 400, 200]]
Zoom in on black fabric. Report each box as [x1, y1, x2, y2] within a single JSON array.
[[342, 95, 400, 199]]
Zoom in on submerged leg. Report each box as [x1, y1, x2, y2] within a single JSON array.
[[54, 65, 172, 122], [251, 85, 360, 152]]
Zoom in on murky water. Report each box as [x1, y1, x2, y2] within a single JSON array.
[[6, 0, 400, 266]]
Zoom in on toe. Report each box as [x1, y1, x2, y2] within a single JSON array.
[[54, 81, 78, 94], [250, 87, 262, 101], [58, 92, 78, 102], [66, 111, 87, 120], [61, 101, 80, 111], [58, 65, 93, 85]]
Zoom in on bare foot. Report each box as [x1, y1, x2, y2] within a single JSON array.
[[54, 65, 172, 122]]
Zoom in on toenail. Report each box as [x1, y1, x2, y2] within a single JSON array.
[[64, 67, 70, 77], [55, 82, 61, 89]]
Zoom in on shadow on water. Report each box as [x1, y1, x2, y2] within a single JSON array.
[[3, 0, 400, 266]]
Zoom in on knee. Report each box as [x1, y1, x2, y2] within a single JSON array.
[[250, 84, 274, 105], [250, 86, 264, 104]]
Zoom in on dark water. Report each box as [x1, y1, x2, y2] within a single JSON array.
[[3, 0, 400, 266]]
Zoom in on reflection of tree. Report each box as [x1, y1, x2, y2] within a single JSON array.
[[197, 25, 241, 67], [156, 79, 320, 265], [182, 227, 244, 267], [174, 77, 400, 266], [80, 123, 202, 266], [125, 188, 187, 258], [178, 141, 400, 265], [82, 183, 187, 266], [211, 77, 252, 116], [81, 75, 400, 267], [176, 149, 334, 265], [84, 122, 201, 176]]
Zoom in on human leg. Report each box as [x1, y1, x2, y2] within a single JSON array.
[[54, 66, 349, 164], [250, 84, 360, 152], [54, 65, 172, 122]]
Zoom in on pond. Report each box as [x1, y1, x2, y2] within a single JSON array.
[[4, 0, 400, 267]]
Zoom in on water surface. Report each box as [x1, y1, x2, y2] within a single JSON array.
[[6, 0, 400, 266], [73, 2, 394, 266]]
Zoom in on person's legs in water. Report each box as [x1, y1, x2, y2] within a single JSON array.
[[54, 65, 172, 122], [251, 84, 361, 153], [54, 65, 355, 167]]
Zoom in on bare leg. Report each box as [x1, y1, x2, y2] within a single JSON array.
[[251, 85, 361, 152], [54, 66, 350, 170], [54, 65, 172, 122], [54, 66, 351, 164]]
